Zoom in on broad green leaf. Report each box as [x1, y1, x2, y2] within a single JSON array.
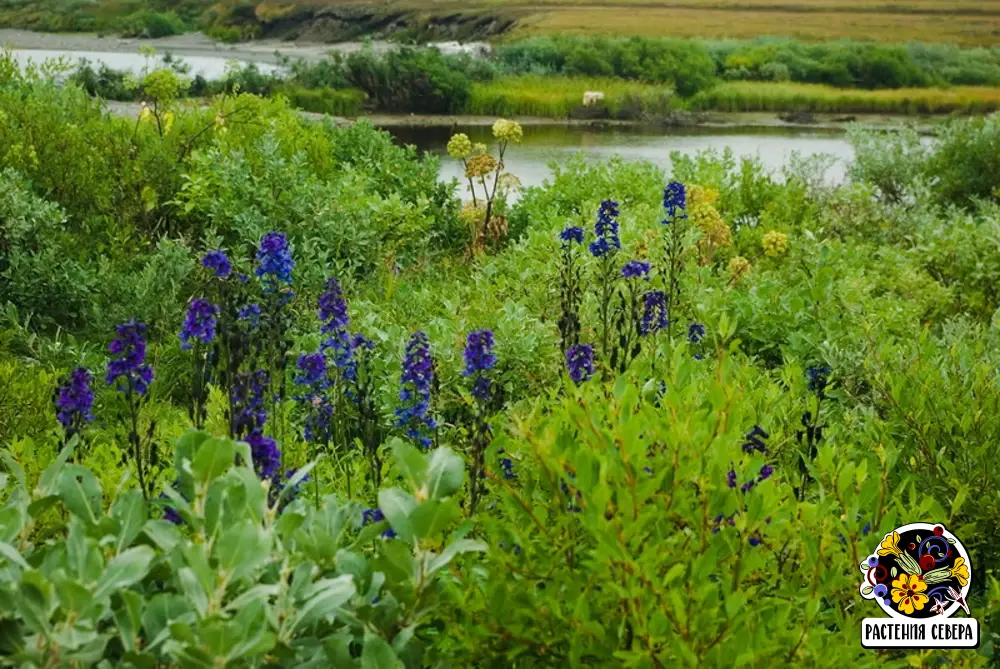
[[425, 447, 465, 500], [377, 489, 415, 542], [361, 630, 403, 669], [113, 590, 145, 653], [287, 575, 356, 636], [111, 491, 147, 555], [93, 547, 155, 600], [390, 438, 427, 489], [58, 466, 102, 526], [191, 437, 235, 486], [214, 520, 271, 582], [0, 540, 29, 570], [143, 519, 182, 553]]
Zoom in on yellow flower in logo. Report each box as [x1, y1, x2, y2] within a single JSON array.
[[891, 573, 929, 615], [877, 531, 902, 557], [950, 557, 969, 587]]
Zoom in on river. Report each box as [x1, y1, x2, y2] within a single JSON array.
[[387, 124, 854, 194]]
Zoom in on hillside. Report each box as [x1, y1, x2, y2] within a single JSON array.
[[3, 0, 1000, 44]]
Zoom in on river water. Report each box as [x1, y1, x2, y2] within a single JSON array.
[[388, 124, 854, 194]]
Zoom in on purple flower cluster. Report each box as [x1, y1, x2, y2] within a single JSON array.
[[500, 457, 515, 480], [248, 433, 281, 481], [463, 330, 496, 401], [201, 250, 232, 279], [589, 199, 621, 258], [232, 369, 269, 439], [663, 181, 686, 219], [741, 425, 770, 454], [323, 331, 372, 383], [295, 352, 327, 386], [395, 331, 437, 448], [255, 232, 294, 288], [106, 321, 154, 395], [727, 463, 776, 492], [318, 277, 350, 334], [565, 344, 594, 384], [294, 352, 333, 444], [640, 290, 668, 336], [688, 322, 706, 344], [179, 298, 219, 350], [621, 260, 651, 280], [238, 303, 261, 329], [807, 365, 831, 393], [55, 367, 94, 431], [560, 226, 584, 246]]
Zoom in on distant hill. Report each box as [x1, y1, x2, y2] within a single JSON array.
[[3, 0, 1000, 45]]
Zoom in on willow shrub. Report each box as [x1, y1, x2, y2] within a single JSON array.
[[0, 432, 484, 667]]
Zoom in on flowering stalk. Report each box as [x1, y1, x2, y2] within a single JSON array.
[[590, 200, 621, 359], [640, 289, 668, 376], [396, 331, 438, 455], [557, 226, 584, 353], [463, 329, 497, 515], [106, 321, 157, 499], [54, 367, 94, 451], [610, 260, 650, 373], [795, 365, 830, 501], [179, 297, 219, 429], [661, 182, 688, 341]]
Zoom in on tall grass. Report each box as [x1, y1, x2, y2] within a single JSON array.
[[686, 81, 1000, 114], [467, 76, 674, 119]]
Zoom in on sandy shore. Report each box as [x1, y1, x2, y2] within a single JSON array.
[[0, 29, 386, 64]]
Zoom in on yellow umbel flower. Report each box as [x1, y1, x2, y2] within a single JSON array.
[[465, 153, 498, 179], [729, 256, 751, 280], [492, 118, 523, 144], [891, 573, 929, 615], [878, 531, 902, 557], [688, 185, 719, 207], [138, 102, 153, 123], [447, 133, 473, 159], [950, 557, 969, 587], [762, 231, 789, 257]]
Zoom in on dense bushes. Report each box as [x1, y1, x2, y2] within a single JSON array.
[[5, 69, 1000, 666]]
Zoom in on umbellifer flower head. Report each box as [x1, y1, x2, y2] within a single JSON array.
[[492, 118, 524, 144], [762, 230, 789, 257], [447, 133, 473, 159]]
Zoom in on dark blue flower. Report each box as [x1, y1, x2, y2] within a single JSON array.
[[640, 290, 668, 336], [295, 352, 327, 386], [255, 232, 294, 288], [272, 468, 309, 508], [590, 199, 621, 258], [106, 321, 154, 395], [741, 480, 755, 492], [318, 277, 350, 334], [749, 536, 762, 547], [464, 330, 496, 402], [201, 250, 232, 279], [362, 507, 396, 538], [758, 464, 774, 481], [55, 367, 94, 431], [238, 303, 261, 328], [500, 457, 515, 480], [741, 425, 770, 454], [806, 365, 831, 393], [232, 369, 269, 439], [688, 322, 705, 344], [560, 226, 584, 246], [247, 433, 280, 481], [395, 331, 436, 449], [663, 182, 686, 219], [727, 469, 737, 489], [565, 344, 594, 384], [621, 260, 651, 280], [179, 298, 219, 350]]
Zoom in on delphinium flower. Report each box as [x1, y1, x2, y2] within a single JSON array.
[[463, 330, 496, 402], [255, 232, 294, 290], [500, 457, 515, 480], [318, 277, 350, 334], [640, 290, 668, 336], [688, 323, 706, 344], [741, 425, 770, 454], [395, 331, 437, 449], [759, 464, 774, 481], [271, 468, 309, 510], [621, 260, 651, 280], [54, 367, 94, 439], [806, 365, 831, 394], [560, 225, 584, 247], [726, 468, 737, 489], [238, 303, 261, 329], [247, 433, 281, 482], [201, 250, 232, 279], [362, 507, 397, 539], [565, 344, 594, 384], [663, 181, 686, 219], [231, 369, 269, 439], [712, 513, 737, 534], [589, 199, 621, 258], [179, 298, 219, 350], [294, 352, 333, 446], [106, 321, 154, 395], [295, 352, 327, 387]]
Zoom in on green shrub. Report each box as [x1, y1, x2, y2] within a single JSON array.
[[344, 47, 471, 114], [119, 11, 188, 38]]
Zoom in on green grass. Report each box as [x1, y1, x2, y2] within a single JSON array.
[[686, 81, 1000, 115], [467, 76, 673, 119]]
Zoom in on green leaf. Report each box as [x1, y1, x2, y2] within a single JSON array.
[[378, 489, 415, 542], [287, 575, 356, 635], [113, 590, 145, 653], [361, 630, 403, 669], [191, 437, 235, 486], [425, 447, 466, 500], [214, 520, 271, 582], [111, 491, 147, 555], [389, 438, 427, 490], [427, 539, 486, 575], [177, 568, 209, 618], [0, 540, 29, 569], [143, 519, 182, 553], [58, 466, 102, 526], [408, 498, 459, 540], [93, 546, 155, 600]]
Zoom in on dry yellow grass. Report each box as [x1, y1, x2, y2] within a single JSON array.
[[303, 0, 1000, 44]]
